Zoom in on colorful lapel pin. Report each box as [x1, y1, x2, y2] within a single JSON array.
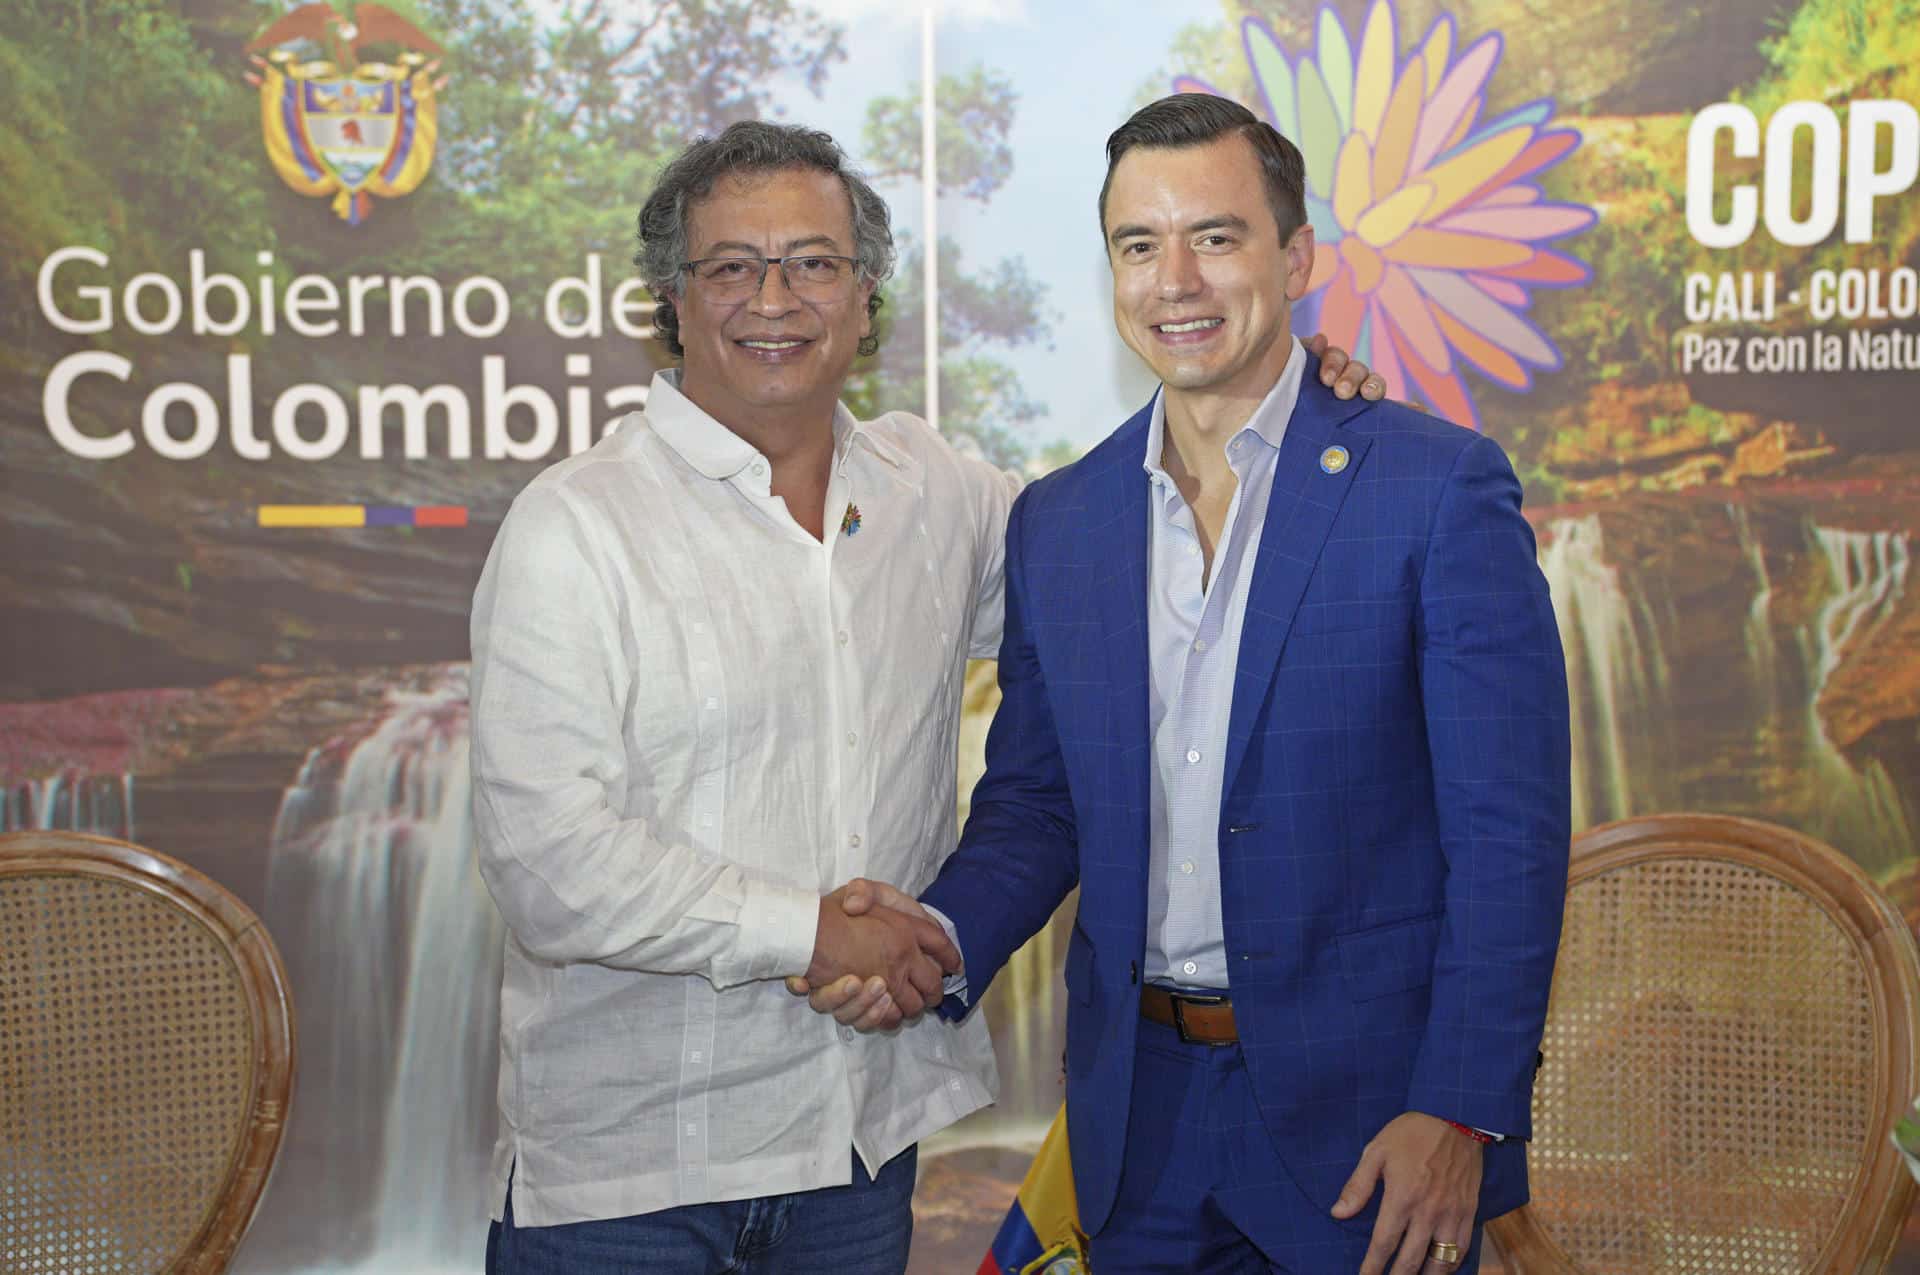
[[840, 502, 863, 536], [1319, 445, 1350, 475]]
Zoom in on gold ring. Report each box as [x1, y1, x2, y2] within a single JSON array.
[[1427, 1239, 1462, 1265]]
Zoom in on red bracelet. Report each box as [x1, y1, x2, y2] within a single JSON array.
[[1442, 1119, 1494, 1144]]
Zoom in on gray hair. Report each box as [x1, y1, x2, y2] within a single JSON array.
[[634, 120, 895, 358]]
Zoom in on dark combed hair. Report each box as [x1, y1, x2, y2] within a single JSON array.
[[1098, 93, 1309, 243], [634, 120, 894, 358]]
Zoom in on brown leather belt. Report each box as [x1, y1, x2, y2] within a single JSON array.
[[1140, 985, 1238, 1046]]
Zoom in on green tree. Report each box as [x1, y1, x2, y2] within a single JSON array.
[[852, 234, 1050, 470], [844, 66, 1058, 469], [0, 0, 271, 345], [1133, 4, 1251, 110], [862, 64, 1013, 203]]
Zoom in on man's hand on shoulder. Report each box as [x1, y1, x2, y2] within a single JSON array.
[[1332, 1110, 1483, 1275], [791, 878, 960, 1031], [1305, 332, 1389, 402]]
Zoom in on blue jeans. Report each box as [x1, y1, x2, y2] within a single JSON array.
[[1089, 1020, 1482, 1275], [486, 1147, 916, 1275]]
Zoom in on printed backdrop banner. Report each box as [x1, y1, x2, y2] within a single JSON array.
[[2, 1, 1917, 1270]]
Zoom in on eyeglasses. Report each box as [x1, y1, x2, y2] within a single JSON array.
[[679, 254, 861, 301]]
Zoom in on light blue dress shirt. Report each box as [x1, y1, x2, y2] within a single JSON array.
[[1141, 337, 1306, 990]]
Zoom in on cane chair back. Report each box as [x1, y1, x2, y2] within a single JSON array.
[[0, 831, 295, 1273], [1488, 814, 1920, 1274]]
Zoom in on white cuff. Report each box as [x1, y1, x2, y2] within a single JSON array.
[[920, 902, 970, 1006], [725, 877, 819, 988]]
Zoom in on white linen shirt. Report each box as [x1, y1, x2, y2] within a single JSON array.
[[470, 369, 1011, 1227]]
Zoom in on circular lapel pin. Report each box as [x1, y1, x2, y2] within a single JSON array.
[[1319, 445, 1350, 475]]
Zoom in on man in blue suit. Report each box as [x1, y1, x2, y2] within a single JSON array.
[[813, 94, 1570, 1273]]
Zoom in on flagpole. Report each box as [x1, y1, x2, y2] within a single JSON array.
[[921, 1, 939, 431]]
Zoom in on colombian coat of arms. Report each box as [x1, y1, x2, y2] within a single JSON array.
[[245, 3, 447, 224]]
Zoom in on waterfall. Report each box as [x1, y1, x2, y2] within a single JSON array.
[[1727, 504, 1780, 697], [1, 772, 134, 838], [254, 668, 500, 1273], [1539, 511, 1913, 865], [1538, 516, 1663, 831], [370, 696, 500, 1266], [1798, 528, 1915, 872], [1809, 528, 1909, 686], [977, 907, 1069, 1138]]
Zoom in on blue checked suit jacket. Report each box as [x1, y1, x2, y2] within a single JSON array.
[[923, 359, 1572, 1236]]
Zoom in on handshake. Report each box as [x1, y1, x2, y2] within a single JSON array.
[[785, 879, 960, 1032]]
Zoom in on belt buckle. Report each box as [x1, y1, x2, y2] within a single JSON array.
[[1170, 991, 1232, 1047]]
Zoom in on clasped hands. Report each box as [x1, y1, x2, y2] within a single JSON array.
[[787, 879, 957, 1031]]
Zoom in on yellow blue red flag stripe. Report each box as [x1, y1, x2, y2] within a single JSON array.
[[258, 504, 467, 528], [978, 1105, 1088, 1275]]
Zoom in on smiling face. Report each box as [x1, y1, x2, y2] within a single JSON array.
[[1104, 133, 1315, 410], [674, 167, 875, 437]]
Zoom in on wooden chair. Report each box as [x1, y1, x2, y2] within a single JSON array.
[[1488, 814, 1920, 1273], [0, 831, 295, 1273]]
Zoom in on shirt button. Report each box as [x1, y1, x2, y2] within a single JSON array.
[[1183, 960, 1198, 976], [704, 696, 718, 710], [1186, 748, 1201, 764], [1193, 639, 1209, 653], [751, 461, 767, 477], [840, 1026, 855, 1043], [1180, 860, 1195, 875], [837, 630, 850, 646], [848, 834, 862, 848], [846, 731, 858, 748], [1187, 544, 1199, 557]]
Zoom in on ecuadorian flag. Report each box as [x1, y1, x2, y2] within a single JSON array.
[[978, 1105, 1089, 1274]]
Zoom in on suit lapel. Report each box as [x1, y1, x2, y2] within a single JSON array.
[[1221, 381, 1372, 790]]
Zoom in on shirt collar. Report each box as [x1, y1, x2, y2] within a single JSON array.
[[1141, 335, 1307, 484], [644, 368, 909, 482], [843, 413, 916, 476], [644, 369, 759, 480]]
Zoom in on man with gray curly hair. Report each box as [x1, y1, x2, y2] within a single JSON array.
[[633, 124, 898, 365], [471, 116, 1380, 1273], [471, 119, 994, 1272]]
